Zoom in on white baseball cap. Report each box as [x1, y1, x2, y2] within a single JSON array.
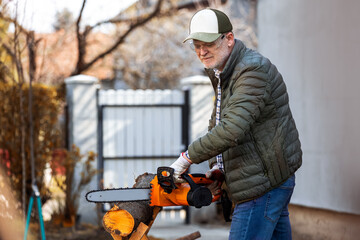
[[183, 8, 233, 43]]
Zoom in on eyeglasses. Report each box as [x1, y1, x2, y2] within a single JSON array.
[[189, 34, 226, 52]]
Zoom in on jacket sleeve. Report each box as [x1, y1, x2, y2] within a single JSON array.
[[188, 68, 269, 163]]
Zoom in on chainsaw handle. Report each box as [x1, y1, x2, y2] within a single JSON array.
[[156, 167, 216, 192], [157, 167, 177, 193], [187, 174, 214, 185]]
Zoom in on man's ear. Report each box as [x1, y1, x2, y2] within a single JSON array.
[[226, 32, 235, 47]]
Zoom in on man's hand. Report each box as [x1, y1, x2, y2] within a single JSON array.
[[170, 152, 192, 183], [205, 165, 224, 196], [205, 165, 225, 181]]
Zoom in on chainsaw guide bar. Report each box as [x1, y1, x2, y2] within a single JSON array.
[[85, 188, 151, 203]]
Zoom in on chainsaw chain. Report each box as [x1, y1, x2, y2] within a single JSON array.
[[85, 187, 151, 204]]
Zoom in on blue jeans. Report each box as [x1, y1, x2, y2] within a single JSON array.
[[229, 175, 295, 240]]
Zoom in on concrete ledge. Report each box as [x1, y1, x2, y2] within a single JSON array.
[[65, 74, 98, 85], [290, 204, 360, 240]]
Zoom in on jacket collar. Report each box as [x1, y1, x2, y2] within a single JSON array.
[[205, 39, 245, 90]]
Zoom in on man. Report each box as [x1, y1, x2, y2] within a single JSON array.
[[170, 8, 302, 240]]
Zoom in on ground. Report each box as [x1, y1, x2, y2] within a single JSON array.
[[46, 224, 112, 240], [43, 222, 305, 240], [33, 204, 360, 240]]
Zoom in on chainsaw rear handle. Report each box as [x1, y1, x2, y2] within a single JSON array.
[[157, 167, 216, 193]]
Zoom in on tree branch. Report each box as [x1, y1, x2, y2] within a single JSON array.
[[86, 0, 223, 32], [74, 0, 88, 74], [72, 0, 164, 75], [27, 31, 37, 83]]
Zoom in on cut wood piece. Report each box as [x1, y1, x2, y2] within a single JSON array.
[[129, 222, 149, 240], [103, 205, 135, 238]]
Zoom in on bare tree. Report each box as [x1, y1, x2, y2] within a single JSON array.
[[71, 0, 227, 76], [1, 4, 29, 214], [1, 1, 46, 216]]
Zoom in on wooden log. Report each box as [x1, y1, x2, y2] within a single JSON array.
[[175, 231, 201, 240], [121, 173, 156, 227], [103, 173, 161, 240]]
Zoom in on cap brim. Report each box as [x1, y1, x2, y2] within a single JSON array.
[[183, 32, 221, 43]]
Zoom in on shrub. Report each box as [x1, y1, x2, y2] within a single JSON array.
[[0, 82, 63, 204]]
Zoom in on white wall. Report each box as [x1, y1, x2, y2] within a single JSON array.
[[257, 0, 360, 214]]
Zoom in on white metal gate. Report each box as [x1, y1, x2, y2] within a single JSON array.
[[66, 75, 217, 224], [97, 89, 190, 221], [97, 89, 189, 188]]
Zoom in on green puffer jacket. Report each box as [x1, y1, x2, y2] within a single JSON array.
[[188, 39, 302, 203]]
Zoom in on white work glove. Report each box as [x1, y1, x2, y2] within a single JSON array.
[[205, 165, 225, 196], [170, 152, 192, 183]]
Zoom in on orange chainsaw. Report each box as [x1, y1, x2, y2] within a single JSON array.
[[86, 167, 221, 208]]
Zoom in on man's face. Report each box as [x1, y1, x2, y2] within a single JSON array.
[[192, 33, 233, 71]]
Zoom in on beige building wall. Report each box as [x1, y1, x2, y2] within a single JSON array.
[[257, 0, 360, 214]]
